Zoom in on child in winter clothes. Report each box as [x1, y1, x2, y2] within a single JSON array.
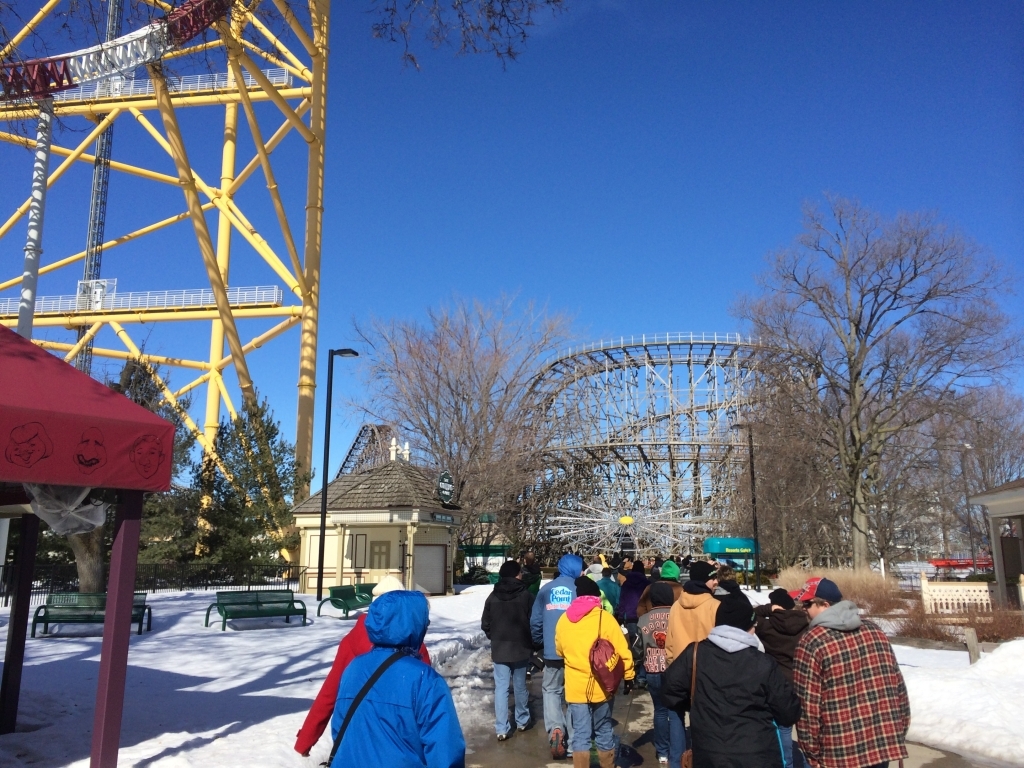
[[554, 576, 635, 768], [636, 582, 685, 766]]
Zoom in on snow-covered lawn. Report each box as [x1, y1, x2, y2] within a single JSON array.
[[0, 584, 1020, 767]]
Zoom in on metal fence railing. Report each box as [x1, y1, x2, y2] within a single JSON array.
[[0, 563, 306, 608], [0, 285, 283, 316]]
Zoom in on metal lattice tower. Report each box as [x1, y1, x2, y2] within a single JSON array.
[[76, 0, 126, 375], [533, 333, 755, 557], [1, 0, 332, 502]]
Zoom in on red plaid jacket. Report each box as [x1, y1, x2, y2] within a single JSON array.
[[793, 619, 910, 768]]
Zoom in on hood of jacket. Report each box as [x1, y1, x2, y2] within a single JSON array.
[[765, 607, 810, 636], [683, 580, 712, 596], [558, 553, 584, 579], [707, 624, 760, 653], [493, 576, 528, 601], [366, 590, 429, 649], [566, 595, 602, 622], [809, 599, 862, 631], [678, 590, 716, 610]]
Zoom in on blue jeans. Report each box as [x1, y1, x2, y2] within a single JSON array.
[[568, 701, 616, 754], [645, 672, 670, 757], [778, 725, 805, 768], [493, 660, 530, 734], [542, 664, 574, 743]]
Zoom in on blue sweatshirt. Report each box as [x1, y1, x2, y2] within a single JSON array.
[[529, 554, 583, 663]]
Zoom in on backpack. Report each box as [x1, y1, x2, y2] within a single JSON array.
[[587, 609, 625, 699]]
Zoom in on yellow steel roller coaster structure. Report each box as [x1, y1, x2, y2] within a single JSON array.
[[0, 0, 330, 498]]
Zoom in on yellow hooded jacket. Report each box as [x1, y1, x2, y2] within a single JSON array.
[[664, 589, 719, 666], [554, 596, 635, 704]]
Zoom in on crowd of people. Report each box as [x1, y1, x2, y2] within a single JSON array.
[[292, 555, 911, 768]]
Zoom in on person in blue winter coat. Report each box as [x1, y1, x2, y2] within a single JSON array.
[[529, 552, 583, 759], [328, 590, 465, 768]]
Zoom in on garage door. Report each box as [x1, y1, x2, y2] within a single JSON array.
[[414, 545, 446, 595]]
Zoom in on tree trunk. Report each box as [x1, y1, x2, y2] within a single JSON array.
[[67, 526, 106, 593], [851, 502, 869, 569]]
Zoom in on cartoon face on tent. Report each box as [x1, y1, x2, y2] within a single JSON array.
[[5, 422, 53, 468], [74, 427, 107, 475], [130, 435, 165, 479]]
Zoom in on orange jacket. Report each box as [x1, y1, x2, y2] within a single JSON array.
[[664, 587, 719, 666]]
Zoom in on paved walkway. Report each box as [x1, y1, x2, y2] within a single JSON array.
[[464, 674, 989, 768]]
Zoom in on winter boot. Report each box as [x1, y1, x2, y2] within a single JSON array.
[[550, 727, 567, 760], [597, 749, 616, 768], [572, 751, 590, 768]]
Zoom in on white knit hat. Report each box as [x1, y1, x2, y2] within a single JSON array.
[[371, 575, 405, 600], [587, 563, 603, 576]]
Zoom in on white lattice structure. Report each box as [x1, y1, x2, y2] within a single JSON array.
[[0, 285, 282, 316], [920, 573, 997, 614], [535, 334, 755, 556], [53, 68, 291, 103]]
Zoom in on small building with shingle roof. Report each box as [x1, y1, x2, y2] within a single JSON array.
[[292, 459, 460, 595]]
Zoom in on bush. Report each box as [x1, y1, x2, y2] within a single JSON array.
[[459, 565, 492, 585], [967, 611, 1024, 643], [893, 603, 955, 642], [775, 566, 907, 615]]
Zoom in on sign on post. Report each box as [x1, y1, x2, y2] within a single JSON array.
[[437, 470, 455, 504]]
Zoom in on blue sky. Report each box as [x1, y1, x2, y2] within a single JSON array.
[[1, 1, 1022, 483]]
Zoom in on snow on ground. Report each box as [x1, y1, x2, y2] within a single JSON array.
[[0, 585, 1020, 767], [895, 639, 1024, 766]]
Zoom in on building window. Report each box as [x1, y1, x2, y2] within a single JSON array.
[[370, 541, 391, 570], [347, 533, 367, 569]]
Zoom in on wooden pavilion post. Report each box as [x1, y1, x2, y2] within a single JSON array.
[[90, 490, 143, 768], [0, 513, 40, 733]]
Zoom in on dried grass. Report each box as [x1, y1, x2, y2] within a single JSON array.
[[893, 602, 955, 642], [966, 611, 1024, 643], [775, 566, 907, 615]]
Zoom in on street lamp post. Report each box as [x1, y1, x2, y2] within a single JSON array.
[[732, 423, 761, 592], [316, 348, 359, 601]]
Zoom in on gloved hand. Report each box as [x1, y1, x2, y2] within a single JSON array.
[[622, 679, 634, 695]]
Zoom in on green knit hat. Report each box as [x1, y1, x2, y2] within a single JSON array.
[[660, 560, 680, 581]]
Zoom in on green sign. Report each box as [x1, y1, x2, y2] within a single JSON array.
[[437, 470, 455, 504]]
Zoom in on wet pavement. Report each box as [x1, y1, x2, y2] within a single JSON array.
[[464, 673, 994, 768]]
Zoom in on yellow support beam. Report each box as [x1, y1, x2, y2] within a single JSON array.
[[228, 100, 310, 195], [171, 316, 301, 398], [2, 307, 301, 327], [58, 322, 103, 363], [0, 0, 62, 60], [233, 47, 316, 143], [37, 340, 212, 370], [0, 205, 213, 293], [0, 109, 122, 240], [269, 0, 319, 58], [239, 37, 311, 83]]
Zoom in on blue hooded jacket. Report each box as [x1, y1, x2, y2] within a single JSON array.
[[329, 591, 465, 768], [529, 554, 583, 662]]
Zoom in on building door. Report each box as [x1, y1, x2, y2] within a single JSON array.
[[413, 544, 446, 595], [370, 541, 391, 570]]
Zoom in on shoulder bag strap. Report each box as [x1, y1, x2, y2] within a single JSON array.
[[324, 650, 405, 766], [689, 641, 698, 709]]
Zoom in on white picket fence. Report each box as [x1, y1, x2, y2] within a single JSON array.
[[920, 572, 997, 614]]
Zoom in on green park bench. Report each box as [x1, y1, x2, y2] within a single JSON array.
[[32, 592, 152, 637], [354, 583, 377, 600], [317, 585, 371, 618], [204, 589, 307, 631]]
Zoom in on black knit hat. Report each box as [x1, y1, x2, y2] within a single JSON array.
[[498, 560, 521, 578], [715, 589, 755, 630], [689, 560, 715, 584], [650, 582, 675, 608], [769, 587, 796, 610], [631, 560, 646, 574], [574, 575, 601, 597]]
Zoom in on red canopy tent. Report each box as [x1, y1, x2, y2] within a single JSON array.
[[0, 325, 174, 767]]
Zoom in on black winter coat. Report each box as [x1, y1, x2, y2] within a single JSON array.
[[481, 577, 536, 664], [753, 604, 809, 682], [662, 637, 801, 768]]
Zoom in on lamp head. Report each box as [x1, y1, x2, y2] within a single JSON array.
[[332, 348, 359, 358]]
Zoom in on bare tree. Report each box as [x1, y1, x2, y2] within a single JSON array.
[[353, 295, 573, 547], [738, 197, 1019, 568]]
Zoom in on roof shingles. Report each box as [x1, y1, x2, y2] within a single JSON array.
[[293, 461, 459, 515]]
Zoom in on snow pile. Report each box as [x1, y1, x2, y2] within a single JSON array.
[[899, 639, 1024, 765]]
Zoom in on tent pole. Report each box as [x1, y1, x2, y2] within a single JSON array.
[[0, 514, 40, 733], [90, 490, 143, 768]]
